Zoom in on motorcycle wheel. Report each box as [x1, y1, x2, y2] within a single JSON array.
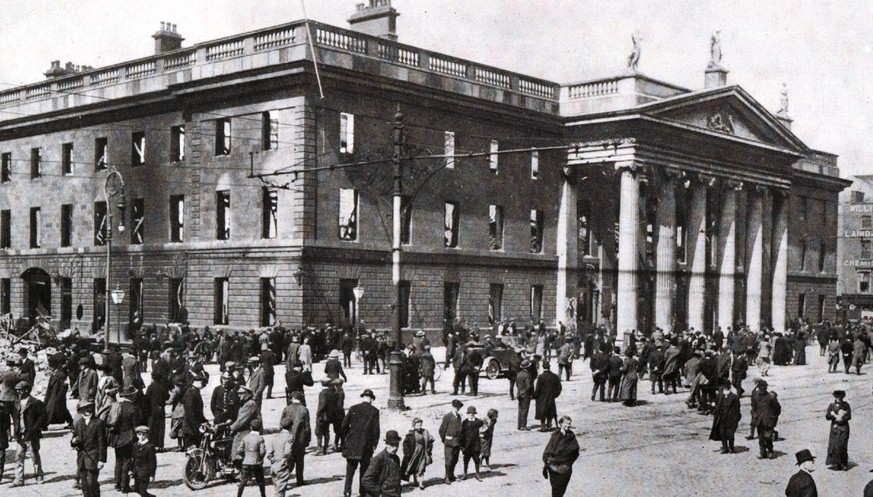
[[485, 359, 501, 380], [183, 449, 211, 490]]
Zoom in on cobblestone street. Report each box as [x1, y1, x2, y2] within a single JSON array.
[[6, 345, 873, 497]]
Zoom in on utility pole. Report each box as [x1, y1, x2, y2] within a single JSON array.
[[387, 106, 406, 410]]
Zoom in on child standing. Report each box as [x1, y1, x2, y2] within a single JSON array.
[[132, 426, 157, 497], [236, 418, 267, 497], [480, 409, 498, 472], [459, 406, 484, 481]]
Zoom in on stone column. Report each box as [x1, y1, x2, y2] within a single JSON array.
[[771, 192, 789, 334], [745, 187, 765, 330], [555, 168, 578, 327], [717, 184, 740, 331], [616, 162, 642, 334], [654, 172, 677, 331], [687, 178, 708, 332]]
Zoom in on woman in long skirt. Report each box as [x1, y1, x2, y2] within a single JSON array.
[[619, 350, 639, 407], [400, 418, 434, 489], [825, 390, 851, 470]]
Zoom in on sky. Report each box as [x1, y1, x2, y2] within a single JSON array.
[[1, 0, 871, 177]]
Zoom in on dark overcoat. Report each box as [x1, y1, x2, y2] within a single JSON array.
[[534, 370, 562, 421], [341, 401, 380, 459]]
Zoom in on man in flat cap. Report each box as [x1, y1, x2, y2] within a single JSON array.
[[785, 449, 817, 497], [17, 348, 35, 387], [285, 361, 313, 407], [12, 381, 46, 487], [341, 389, 380, 497], [230, 386, 260, 467], [72, 401, 106, 497], [825, 390, 851, 471], [247, 356, 266, 408]]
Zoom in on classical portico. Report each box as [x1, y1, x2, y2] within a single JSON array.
[[563, 78, 809, 335]]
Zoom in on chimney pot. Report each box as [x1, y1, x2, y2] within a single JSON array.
[[172, 24, 177, 33], [153, 22, 184, 54], [348, 0, 399, 41], [160, 21, 165, 31]]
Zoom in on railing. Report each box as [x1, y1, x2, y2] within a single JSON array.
[[0, 90, 20, 107], [57, 76, 84, 92], [206, 40, 244, 61], [126, 61, 156, 80], [25, 84, 51, 100], [0, 19, 562, 117], [566, 79, 620, 99], [90, 68, 119, 86], [475, 67, 511, 89], [164, 50, 196, 71], [254, 27, 295, 51], [429, 55, 466, 78], [316, 26, 367, 54], [519, 78, 556, 99]]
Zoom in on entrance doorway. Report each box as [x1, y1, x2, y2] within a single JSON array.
[[21, 267, 51, 326]]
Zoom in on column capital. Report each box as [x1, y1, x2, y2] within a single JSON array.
[[754, 184, 771, 196], [614, 161, 651, 178], [722, 179, 743, 191], [654, 167, 682, 186]]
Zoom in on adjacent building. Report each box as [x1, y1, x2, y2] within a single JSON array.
[[0, 1, 847, 338], [837, 176, 873, 320]]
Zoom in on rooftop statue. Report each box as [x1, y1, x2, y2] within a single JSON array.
[[708, 30, 722, 69], [627, 30, 642, 72]]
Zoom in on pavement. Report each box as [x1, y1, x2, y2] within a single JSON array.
[[4, 345, 873, 497]]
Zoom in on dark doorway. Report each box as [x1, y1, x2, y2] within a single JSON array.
[[339, 279, 359, 327], [21, 267, 51, 326], [60, 277, 72, 331]]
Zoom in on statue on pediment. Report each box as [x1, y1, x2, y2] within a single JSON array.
[[627, 29, 642, 72], [778, 83, 790, 116], [708, 30, 722, 69]]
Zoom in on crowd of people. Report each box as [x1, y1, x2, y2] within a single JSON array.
[[0, 314, 871, 497]]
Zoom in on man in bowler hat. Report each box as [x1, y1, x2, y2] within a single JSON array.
[[341, 389, 380, 497]]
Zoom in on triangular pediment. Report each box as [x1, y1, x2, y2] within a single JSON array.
[[636, 86, 809, 154]]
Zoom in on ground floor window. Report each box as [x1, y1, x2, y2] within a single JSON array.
[[339, 279, 358, 327], [399, 280, 411, 328], [530, 285, 543, 322], [94, 278, 106, 329], [215, 278, 229, 325], [260, 277, 276, 327], [169, 278, 184, 323], [444, 282, 459, 326], [60, 278, 72, 331], [1, 278, 10, 315]]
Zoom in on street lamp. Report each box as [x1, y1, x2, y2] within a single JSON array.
[[103, 166, 126, 346], [110, 286, 125, 345], [353, 286, 364, 326]]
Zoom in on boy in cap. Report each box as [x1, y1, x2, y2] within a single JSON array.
[[132, 426, 157, 497], [361, 430, 402, 497], [72, 401, 106, 497], [785, 449, 817, 497], [236, 418, 267, 497], [459, 406, 484, 481]]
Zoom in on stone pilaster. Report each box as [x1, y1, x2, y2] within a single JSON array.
[[745, 186, 766, 330], [717, 183, 740, 331], [615, 162, 643, 334], [771, 192, 789, 334], [687, 177, 709, 332], [654, 171, 677, 331]]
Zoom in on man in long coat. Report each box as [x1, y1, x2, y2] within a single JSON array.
[[515, 360, 534, 430], [709, 384, 742, 453], [211, 371, 239, 424], [107, 386, 138, 492], [438, 399, 463, 484], [72, 401, 106, 497], [76, 357, 98, 403], [145, 373, 170, 450], [341, 389, 380, 497], [758, 388, 782, 459], [285, 361, 314, 406], [12, 381, 46, 487], [534, 361, 562, 432], [825, 390, 851, 471], [181, 378, 207, 449], [230, 386, 260, 465], [279, 391, 311, 487], [44, 355, 72, 428]]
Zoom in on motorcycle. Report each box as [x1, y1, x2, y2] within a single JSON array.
[[183, 422, 238, 490]]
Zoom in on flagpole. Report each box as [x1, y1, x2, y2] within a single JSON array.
[[300, 0, 325, 99]]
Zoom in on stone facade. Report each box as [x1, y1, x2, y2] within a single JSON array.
[[0, 11, 847, 339]]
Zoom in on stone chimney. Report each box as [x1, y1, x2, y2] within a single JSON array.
[[348, 0, 399, 41], [152, 22, 184, 54], [44, 60, 87, 79]]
